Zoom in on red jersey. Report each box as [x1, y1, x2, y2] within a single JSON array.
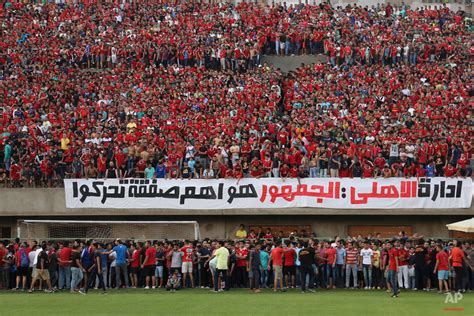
[[271, 247, 284, 266], [131, 249, 140, 268], [436, 251, 449, 271], [144, 247, 156, 266], [180, 246, 193, 263], [58, 247, 72, 267], [236, 248, 249, 267], [398, 248, 408, 266], [283, 248, 296, 266], [451, 247, 464, 268], [326, 247, 337, 265], [388, 248, 399, 271]]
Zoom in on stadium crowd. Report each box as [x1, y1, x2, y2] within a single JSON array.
[[0, 1, 472, 187], [0, 228, 473, 297]]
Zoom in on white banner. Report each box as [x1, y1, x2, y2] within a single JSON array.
[[64, 178, 472, 210]]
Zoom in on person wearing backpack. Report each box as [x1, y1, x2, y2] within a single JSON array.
[[28, 243, 54, 293], [15, 243, 29, 290]]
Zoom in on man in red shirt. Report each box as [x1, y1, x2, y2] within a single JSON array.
[[434, 245, 449, 293], [269, 242, 284, 292], [283, 243, 296, 289], [180, 241, 194, 288], [0, 243, 8, 289], [129, 243, 140, 288], [235, 241, 249, 288], [387, 242, 399, 297], [326, 243, 337, 289], [397, 243, 409, 289], [141, 240, 156, 289], [450, 241, 468, 292], [57, 242, 72, 290]]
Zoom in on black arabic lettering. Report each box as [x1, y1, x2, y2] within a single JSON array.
[[227, 184, 258, 203]]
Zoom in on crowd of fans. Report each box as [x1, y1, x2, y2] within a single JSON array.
[[0, 2, 472, 187], [0, 228, 473, 296]]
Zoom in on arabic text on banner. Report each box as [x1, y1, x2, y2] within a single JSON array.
[[64, 178, 473, 209]]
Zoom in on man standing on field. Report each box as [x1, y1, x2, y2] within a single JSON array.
[[142, 241, 156, 289], [180, 241, 194, 288], [210, 241, 229, 292], [387, 242, 399, 298], [269, 241, 285, 292], [434, 244, 449, 293]]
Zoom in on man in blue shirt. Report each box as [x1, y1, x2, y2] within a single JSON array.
[[4, 140, 12, 172], [335, 241, 346, 288], [112, 239, 129, 289], [155, 161, 166, 179]]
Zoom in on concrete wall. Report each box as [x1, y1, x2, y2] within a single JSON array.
[[0, 188, 472, 239], [1, 214, 469, 239], [0, 188, 472, 217]]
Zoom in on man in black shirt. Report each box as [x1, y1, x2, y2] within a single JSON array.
[[248, 244, 262, 293], [414, 242, 427, 290], [83, 242, 106, 294], [197, 242, 211, 288], [29, 243, 54, 293], [299, 243, 316, 293]]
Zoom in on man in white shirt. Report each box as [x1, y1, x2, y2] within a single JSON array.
[[359, 242, 374, 289]]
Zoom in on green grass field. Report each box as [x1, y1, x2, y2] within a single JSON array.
[[0, 289, 472, 316]]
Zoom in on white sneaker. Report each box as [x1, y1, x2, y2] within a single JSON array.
[[152, 286, 156, 289], [145, 286, 150, 289]]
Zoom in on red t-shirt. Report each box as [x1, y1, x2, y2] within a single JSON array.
[[326, 247, 337, 265], [131, 250, 140, 268], [271, 247, 284, 266], [284, 248, 296, 267], [180, 246, 193, 263], [59, 247, 72, 267], [236, 248, 249, 267], [388, 248, 399, 271], [144, 247, 157, 266], [451, 247, 464, 268], [398, 248, 408, 266], [436, 251, 449, 271], [0, 248, 8, 265]]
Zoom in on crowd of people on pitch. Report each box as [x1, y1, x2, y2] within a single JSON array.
[[0, 1, 472, 187], [0, 232, 473, 296]]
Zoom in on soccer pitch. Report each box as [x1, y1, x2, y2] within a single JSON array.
[[0, 289, 472, 316]]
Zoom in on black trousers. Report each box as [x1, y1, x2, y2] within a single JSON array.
[[415, 266, 426, 289], [454, 267, 463, 291], [235, 266, 247, 287], [200, 264, 210, 287], [85, 267, 106, 292], [300, 265, 314, 291]]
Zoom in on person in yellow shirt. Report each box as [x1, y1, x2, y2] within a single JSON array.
[[371, 242, 382, 289], [60, 133, 70, 151], [209, 241, 230, 292], [235, 224, 247, 239]]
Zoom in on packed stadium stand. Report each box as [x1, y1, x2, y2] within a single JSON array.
[[0, 0, 472, 240]]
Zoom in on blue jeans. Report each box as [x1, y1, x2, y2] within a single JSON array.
[[310, 167, 320, 178], [260, 269, 268, 287], [70, 267, 83, 292], [388, 270, 398, 295], [115, 263, 129, 288], [326, 264, 335, 286], [335, 264, 344, 288], [346, 264, 358, 288], [363, 264, 372, 288], [319, 264, 328, 288], [58, 265, 71, 290]]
